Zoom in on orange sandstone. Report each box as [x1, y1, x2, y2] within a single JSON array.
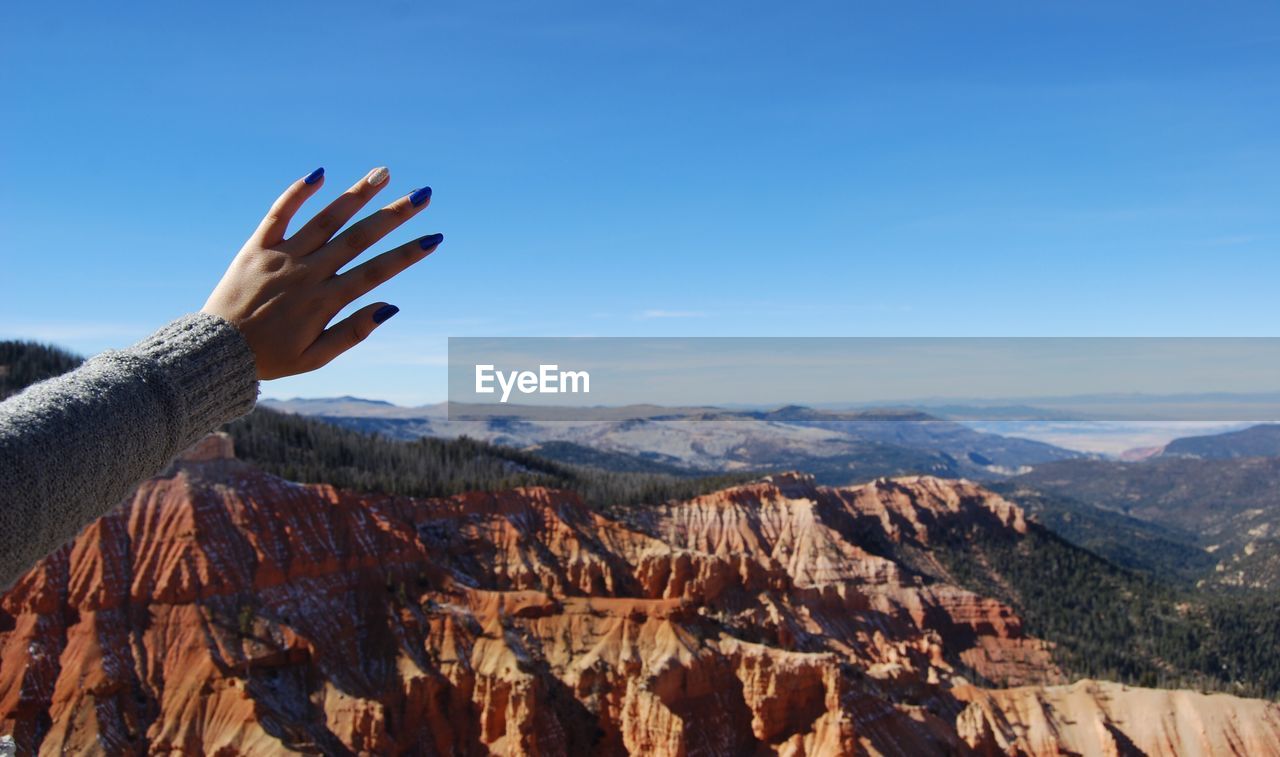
[[1, 436, 1277, 755]]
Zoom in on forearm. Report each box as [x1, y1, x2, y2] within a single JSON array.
[[0, 313, 258, 589]]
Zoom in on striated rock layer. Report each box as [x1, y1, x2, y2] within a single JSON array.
[[955, 680, 1280, 757], [1, 434, 1277, 755]]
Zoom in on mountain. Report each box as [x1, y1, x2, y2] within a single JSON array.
[[3, 437, 1279, 755], [1013, 456, 1280, 589], [1161, 423, 1280, 459], [260, 398, 1084, 483], [761, 410, 1078, 471]]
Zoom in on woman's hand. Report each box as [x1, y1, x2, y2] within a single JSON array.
[[201, 166, 443, 380]]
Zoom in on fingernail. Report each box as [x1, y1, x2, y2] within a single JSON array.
[[419, 232, 444, 250], [372, 304, 400, 324], [304, 167, 324, 185], [409, 186, 433, 207], [367, 167, 389, 187]]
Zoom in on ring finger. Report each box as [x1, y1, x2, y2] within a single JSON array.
[[330, 232, 444, 303]]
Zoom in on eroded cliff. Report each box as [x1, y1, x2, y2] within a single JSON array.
[[2, 435, 1277, 755]]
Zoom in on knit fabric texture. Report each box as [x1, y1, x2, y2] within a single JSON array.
[[0, 312, 258, 589]]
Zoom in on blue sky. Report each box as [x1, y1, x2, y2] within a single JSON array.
[[2, 1, 1278, 404]]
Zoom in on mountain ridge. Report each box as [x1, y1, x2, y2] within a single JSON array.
[[1161, 422, 1280, 459], [260, 397, 1085, 483]]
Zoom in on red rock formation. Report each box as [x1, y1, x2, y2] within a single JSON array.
[[2, 436, 1278, 755], [954, 680, 1280, 756]]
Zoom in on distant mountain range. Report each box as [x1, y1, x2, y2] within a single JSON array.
[[261, 397, 1086, 484]]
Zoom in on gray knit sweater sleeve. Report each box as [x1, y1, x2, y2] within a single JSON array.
[[0, 312, 258, 589]]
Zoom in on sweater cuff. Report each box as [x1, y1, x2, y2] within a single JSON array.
[[129, 313, 259, 439]]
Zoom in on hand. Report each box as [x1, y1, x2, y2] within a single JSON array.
[[202, 167, 443, 380]]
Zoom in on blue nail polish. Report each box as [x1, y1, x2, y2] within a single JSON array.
[[409, 186, 433, 207], [372, 304, 399, 324], [419, 232, 444, 250], [304, 167, 325, 185]]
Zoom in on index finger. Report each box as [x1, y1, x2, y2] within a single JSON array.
[[253, 167, 325, 246]]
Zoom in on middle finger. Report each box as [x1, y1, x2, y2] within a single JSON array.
[[288, 166, 391, 253], [313, 185, 432, 275]]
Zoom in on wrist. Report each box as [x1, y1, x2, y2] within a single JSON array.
[[130, 312, 259, 435]]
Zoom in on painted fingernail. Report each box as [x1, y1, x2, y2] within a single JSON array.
[[304, 167, 324, 185], [409, 186, 433, 207], [367, 167, 389, 187], [372, 304, 400, 324], [419, 233, 444, 250]]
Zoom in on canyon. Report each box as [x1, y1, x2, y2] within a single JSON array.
[[2, 433, 1278, 755]]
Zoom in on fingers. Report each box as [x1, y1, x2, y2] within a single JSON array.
[[312, 186, 433, 275], [287, 166, 391, 253], [330, 233, 444, 302], [254, 168, 325, 246], [300, 302, 399, 371]]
